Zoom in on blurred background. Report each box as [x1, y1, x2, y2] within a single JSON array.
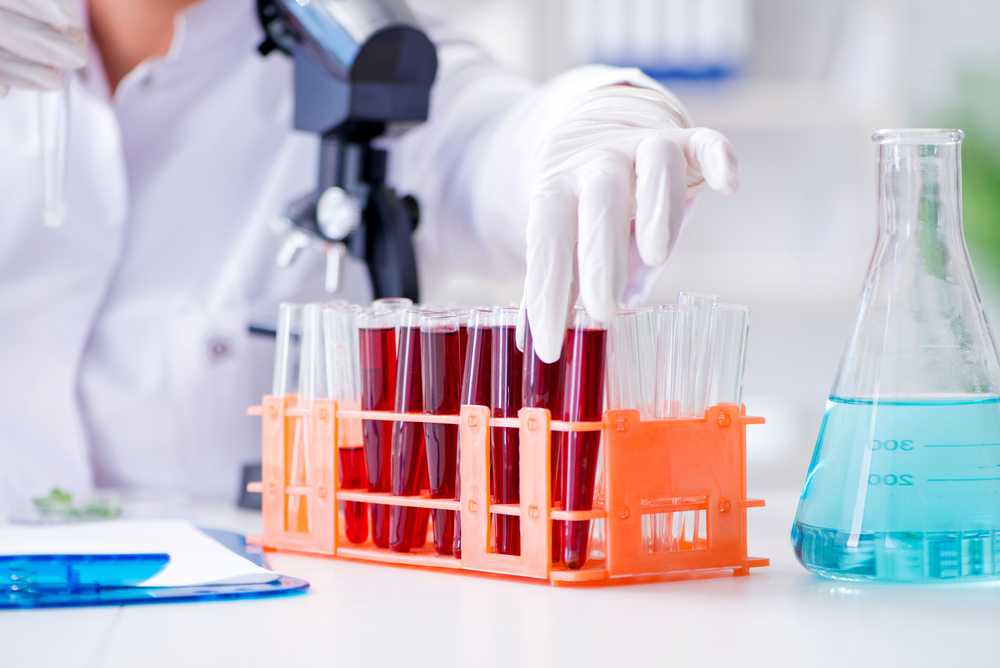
[[412, 0, 1000, 492]]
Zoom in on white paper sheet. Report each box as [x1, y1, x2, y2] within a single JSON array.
[[0, 520, 280, 587]]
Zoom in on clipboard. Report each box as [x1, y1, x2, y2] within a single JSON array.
[[2, 529, 308, 609]]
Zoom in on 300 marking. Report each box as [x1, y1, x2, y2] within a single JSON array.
[[868, 474, 914, 486], [869, 439, 914, 451]]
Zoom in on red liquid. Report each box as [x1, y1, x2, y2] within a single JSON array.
[[413, 470, 430, 549], [559, 328, 607, 569], [339, 446, 369, 544], [522, 325, 564, 562], [491, 324, 523, 555], [360, 326, 396, 548], [455, 324, 491, 558], [390, 325, 425, 553], [459, 324, 468, 376], [422, 329, 462, 555]]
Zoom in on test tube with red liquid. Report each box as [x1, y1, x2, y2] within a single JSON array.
[[390, 309, 427, 552], [324, 304, 368, 543], [456, 308, 492, 558], [358, 310, 396, 548], [420, 312, 462, 555], [559, 309, 608, 569], [521, 321, 564, 562], [490, 307, 523, 555]]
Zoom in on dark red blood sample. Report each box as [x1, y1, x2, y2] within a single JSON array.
[[491, 324, 523, 556], [422, 329, 462, 555], [522, 325, 564, 562], [391, 325, 425, 553], [459, 324, 468, 374], [360, 326, 396, 548], [559, 327, 607, 569], [339, 446, 369, 544], [455, 322, 491, 558]]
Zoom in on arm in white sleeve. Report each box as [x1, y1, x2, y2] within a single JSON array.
[[384, 18, 699, 304]]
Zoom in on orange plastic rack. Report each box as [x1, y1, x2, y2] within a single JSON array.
[[246, 397, 768, 585]]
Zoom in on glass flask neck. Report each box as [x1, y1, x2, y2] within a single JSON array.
[[831, 130, 1000, 399], [877, 139, 962, 243]]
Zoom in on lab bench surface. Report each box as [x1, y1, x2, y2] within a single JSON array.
[[4, 491, 999, 668]]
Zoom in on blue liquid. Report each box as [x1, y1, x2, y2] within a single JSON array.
[[793, 396, 1000, 581]]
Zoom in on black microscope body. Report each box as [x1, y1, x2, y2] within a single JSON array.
[[257, 0, 437, 301]]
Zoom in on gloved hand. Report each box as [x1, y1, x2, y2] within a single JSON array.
[[520, 83, 740, 363], [0, 0, 87, 98]]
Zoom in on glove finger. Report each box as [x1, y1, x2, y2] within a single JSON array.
[[0, 9, 87, 70], [0, 50, 64, 90], [678, 128, 740, 195], [0, 0, 79, 28], [525, 179, 577, 364], [577, 155, 634, 325], [634, 134, 686, 267]]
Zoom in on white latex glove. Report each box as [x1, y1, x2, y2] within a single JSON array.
[[0, 0, 87, 98], [520, 84, 740, 363]]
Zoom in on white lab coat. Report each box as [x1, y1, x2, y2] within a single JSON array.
[[0, 0, 676, 508]]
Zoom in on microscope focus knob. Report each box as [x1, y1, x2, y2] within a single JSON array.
[[317, 186, 361, 241]]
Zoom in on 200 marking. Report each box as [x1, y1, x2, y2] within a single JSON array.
[[868, 474, 914, 486]]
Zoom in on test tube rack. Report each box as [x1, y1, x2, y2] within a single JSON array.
[[246, 397, 768, 585]]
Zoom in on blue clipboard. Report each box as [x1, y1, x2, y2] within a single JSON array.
[[2, 529, 308, 609]]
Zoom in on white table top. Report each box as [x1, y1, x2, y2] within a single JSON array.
[[5, 490, 1000, 667]]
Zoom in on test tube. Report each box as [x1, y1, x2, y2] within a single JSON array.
[[421, 313, 462, 555], [457, 309, 470, 375], [703, 304, 751, 408], [559, 309, 608, 570], [522, 320, 564, 562], [490, 307, 524, 555], [324, 304, 368, 544], [372, 297, 413, 313], [389, 309, 426, 552], [283, 303, 328, 532], [677, 292, 720, 416], [272, 303, 303, 398], [606, 308, 656, 419], [653, 304, 697, 418], [299, 303, 328, 408], [456, 308, 493, 558], [358, 309, 397, 548]]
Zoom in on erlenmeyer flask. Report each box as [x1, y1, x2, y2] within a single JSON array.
[[792, 129, 1000, 582]]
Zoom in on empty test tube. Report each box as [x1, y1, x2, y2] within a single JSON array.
[[606, 308, 656, 419], [281, 303, 328, 533], [358, 310, 397, 548], [522, 320, 564, 562], [559, 309, 608, 570], [272, 303, 303, 398], [703, 304, 751, 407], [653, 304, 697, 418], [490, 307, 523, 555], [421, 313, 462, 555], [456, 308, 492, 558], [677, 292, 719, 416], [372, 298, 413, 312], [390, 309, 427, 552], [324, 304, 368, 544]]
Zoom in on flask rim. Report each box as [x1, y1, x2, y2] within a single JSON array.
[[872, 128, 964, 145]]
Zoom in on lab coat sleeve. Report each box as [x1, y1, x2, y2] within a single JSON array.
[[385, 15, 695, 305]]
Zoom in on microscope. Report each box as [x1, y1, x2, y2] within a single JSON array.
[[257, 0, 437, 302]]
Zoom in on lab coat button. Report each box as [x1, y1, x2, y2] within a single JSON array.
[[207, 337, 233, 362]]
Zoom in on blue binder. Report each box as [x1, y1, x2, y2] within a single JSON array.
[[1, 529, 308, 609]]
